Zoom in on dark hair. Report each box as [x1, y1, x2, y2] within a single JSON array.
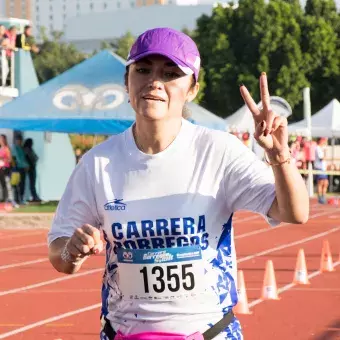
[[24, 25, 31, 30], [0, 134, 8, 147], [24, 138, 33, 149]]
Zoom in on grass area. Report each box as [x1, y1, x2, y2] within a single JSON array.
[[12, 201, 59, 213]]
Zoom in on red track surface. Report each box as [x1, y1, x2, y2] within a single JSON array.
[[0, 200, 339, 340]]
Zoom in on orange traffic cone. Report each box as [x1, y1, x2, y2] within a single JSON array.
[[293, 249, 310, 285], [233, 270, 252, 314], [320, 240, 334, 272], [261, 260, 280, 300]]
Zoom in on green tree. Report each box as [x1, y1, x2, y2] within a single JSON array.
[[32, 27, 87, 84], [259, 0, 309, 120], [301, 15, 340, 112], [194, 0, 309, 120], [101, 31, 135, 60], [305, 0, 337, 18], [194, 3, 239, 115]]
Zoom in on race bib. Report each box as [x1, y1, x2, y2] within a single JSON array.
[[117, 246, 206, 301]]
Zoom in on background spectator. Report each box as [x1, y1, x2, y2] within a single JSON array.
[[24, 138, 41, 202], [11, 135, 29, 204], [15, 25, 39, 53], [314, 137, 329, 204]]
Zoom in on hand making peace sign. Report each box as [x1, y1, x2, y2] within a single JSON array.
[[240, 73, 289, 155]]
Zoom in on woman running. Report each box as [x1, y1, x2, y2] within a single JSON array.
[[48, 27, 309, 340]]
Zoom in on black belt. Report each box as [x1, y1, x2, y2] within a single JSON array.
[[103, 310, 235, 340], [202, 310, 235, 339]]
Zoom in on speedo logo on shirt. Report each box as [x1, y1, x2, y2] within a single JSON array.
[[104, 199, 126, 211], [111, 215, 209, 250]]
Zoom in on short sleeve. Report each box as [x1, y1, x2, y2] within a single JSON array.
[[48, 158, 101, 246], [223, 135, 278, 226]]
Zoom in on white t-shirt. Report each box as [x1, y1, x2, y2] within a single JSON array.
[[314, 145, 327, 171], [48, 119, 277, 337]]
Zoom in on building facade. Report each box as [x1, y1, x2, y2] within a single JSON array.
[[0, 0, 221, 38], [3, 0, 32, 21]]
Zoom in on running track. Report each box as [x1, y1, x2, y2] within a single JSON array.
[[0, 200, 339, 340]]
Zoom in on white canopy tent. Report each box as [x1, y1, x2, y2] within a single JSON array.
[[225, 105, 254, 133], [225, 96, 293, 133], [225, 96, 293, 160], [288, 99, 340, 138]]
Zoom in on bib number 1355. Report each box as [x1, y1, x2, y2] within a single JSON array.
[[140, 264, 195, 294], [117, 246, 205, 300]]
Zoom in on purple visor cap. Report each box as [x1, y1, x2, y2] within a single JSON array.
[[126, 27, 201, 81]]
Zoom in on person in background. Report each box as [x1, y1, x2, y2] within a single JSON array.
[[15, 25, 39, 53], [314, 137, 329, 204], [0, 25, 10, 86], [11, 135, 29, 204], [241, 131, 251, 148], [24, 138, 41, 202], [0, 134, 11, 202], [10, 155, 21, 206], [6, 26, 18, 58], [0, 134, 18, 207]]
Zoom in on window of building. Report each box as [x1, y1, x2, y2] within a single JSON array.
[[117, 1, 121, 8], [90, 3, 94, 10], [104, 2, 107, 9], [49, 15, 53, 20], [77, 4, 80, 10], [36, 5, 39, 11], [50, 5, 53, 11]]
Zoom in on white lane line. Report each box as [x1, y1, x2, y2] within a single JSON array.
[[0, 243, 46, 253], [1, 264, 339, 339], [0, 232, 43, 240], [23, 289, 101, 293], [0, 303, 102, 339], [237, 226, 340, 264], [248, 261, 340, 309], [233, 215, 260, 224], [235, 210, 334, 240], [0, 268, 103, 297], [0, 231, 45, 240], [0, 210, 330, 270], [0, 259, 48, 270]]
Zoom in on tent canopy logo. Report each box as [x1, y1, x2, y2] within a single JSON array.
[[52, 84, 126, 111]]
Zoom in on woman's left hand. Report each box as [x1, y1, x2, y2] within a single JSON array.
[[240, 72, 289, 157]]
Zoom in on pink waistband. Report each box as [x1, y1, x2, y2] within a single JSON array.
[[115, 331, 204, 340]]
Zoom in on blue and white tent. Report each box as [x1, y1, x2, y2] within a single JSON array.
[[0, 50, 226, 134]]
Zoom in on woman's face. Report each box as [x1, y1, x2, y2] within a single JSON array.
[[127, 55, 199, 121], [0, 136, 5, 146]]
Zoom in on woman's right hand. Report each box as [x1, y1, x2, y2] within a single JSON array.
[[67, 224, 104, 261]]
